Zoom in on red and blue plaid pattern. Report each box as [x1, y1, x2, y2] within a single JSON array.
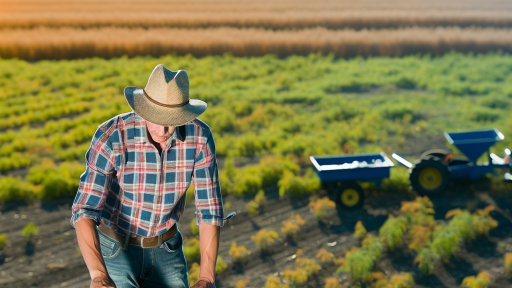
[[70, 111, 224, 237]]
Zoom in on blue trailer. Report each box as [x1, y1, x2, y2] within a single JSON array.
[[310, 152, 394, 208], [393, 128, 511, 196]]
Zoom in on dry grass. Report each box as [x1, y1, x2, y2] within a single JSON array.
[[1, 0, 511, 30], [2, 11, 512, 30], [3, 0, 511, 13], [1, 27, 512, 60]]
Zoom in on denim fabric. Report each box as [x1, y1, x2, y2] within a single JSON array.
[[96, 224, 189, 288]]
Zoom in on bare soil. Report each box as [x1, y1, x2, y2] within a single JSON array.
[[1, 181, 512, 288]]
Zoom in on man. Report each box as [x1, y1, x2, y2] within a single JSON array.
[[71, 64, 232, 288]]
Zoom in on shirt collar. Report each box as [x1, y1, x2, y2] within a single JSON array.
[[132, 112, 186, 144]]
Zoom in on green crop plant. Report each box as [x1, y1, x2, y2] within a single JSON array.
[[229, 241, 250, 263], [308, 197, 336, 222], [281, 219, 300, 240], [0, 234, 7, 250], [254, 189, 266, 205], [506, 253, 512, 278], [414, 247, 438, 275], [361, 234, 383, 261], [235, 279, 250, 288], [281, 213, 305, 240], [295, 256, 321, 277], [379, 215, 406, 252], [354, 221, 367, 239], [347, 248, 375, 284], [431, 224, 460, 263], [183, 238, 201, 263], [324, 277, 344, 288], [0, 176, 37, 202], [251, 229, 279, 252], [246, 200, 260, 217], [316, 248, 335, 266], [282, 268, 308, 286], [22, 222, 39, 242], [445, 209, 474, 243], [265, 276, 288, 288], [461, 271, 491, 288], [390, 273, 414, 288], [188, 262, 200, 287], [215, 256, 227, 274], [472, 206, 498, 237], [190, 218, 199, 236]]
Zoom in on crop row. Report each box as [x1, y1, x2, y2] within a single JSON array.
[[3, 27, 512, 60], [2, 10, 512, 30]]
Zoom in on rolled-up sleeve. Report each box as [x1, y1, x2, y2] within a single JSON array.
[[193, 131, 224, 227], [70, 127, 116, 228]]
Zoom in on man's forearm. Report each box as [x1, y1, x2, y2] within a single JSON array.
[[198, 223, 220, 283], [75, 218, 110, 279]]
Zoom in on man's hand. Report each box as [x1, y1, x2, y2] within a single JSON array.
[[192, 279, 215, 288], [90, 274, 116, 288]]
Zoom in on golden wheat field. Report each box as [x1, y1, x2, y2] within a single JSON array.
[[1, 0, 512, 59]]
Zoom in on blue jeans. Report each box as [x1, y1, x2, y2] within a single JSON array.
[[96, 225, 190, 288]]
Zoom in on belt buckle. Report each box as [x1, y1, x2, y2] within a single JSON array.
[[140, 235, 163, 248]]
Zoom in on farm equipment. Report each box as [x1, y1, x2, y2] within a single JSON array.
[[310, 128, 511, 209], [309, 153, 394, 209], [393, 128, 512, 196]]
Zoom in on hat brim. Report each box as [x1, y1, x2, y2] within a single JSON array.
[[124, 87, 207, 126]]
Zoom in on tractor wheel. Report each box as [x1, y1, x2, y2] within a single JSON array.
[[334, 182, 365, 209], [410, 156, 451, 196]]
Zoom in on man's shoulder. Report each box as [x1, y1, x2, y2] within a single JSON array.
[[94, 111, 135, 143], [190, 118, 212, 140]]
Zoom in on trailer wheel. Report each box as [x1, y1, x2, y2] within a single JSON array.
[[335, 182, 365, 209], [410, 156, 450, 196]]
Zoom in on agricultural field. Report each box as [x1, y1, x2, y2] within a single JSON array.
[[2, 0, 512, 287], [1, 0, 512, 59], [1, 53, 512, 287]]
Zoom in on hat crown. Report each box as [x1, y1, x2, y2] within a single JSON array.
[[144, 64, 189, 105]]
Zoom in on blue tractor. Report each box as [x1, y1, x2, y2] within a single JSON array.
[[393, 128, 511, 196]]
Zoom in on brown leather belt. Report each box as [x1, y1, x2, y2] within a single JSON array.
[[98, 221, 177, 248]]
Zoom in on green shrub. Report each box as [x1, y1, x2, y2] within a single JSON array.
[[354, 221, 367, 239], [254, 189, 266, 205], [431, 224, 460, 263], [22, 222, 39, 242], [0, 234, 7, 250], [0, 176, 36, 202], [461, 271, 491, 288], [229, 241, 250, 263], [251, 229, 279, 252], [265, 276, 287, 288], [324, 277, 343, 288], [308, 197, 336, 221], [316, 248, 335, 266], [295, 256, 321, 277], [188, 262, 200, 287], [215, 256, 228, 274], [414, 247, 438, 275], [379, 215, 406, 252], [361, 234, 383, 261], [390, 273, 415, 288], [246, 200, 260, 217], [281, 269, 308, 286], [347, 248, 375, 283], [190, 218, 199, 236], [183, 238, 201, 263]]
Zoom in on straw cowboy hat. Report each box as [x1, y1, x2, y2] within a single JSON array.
[[124, 64, 207, 126]]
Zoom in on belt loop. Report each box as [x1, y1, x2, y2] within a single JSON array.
[[157, 234, 163, 247], [122, 230, 131, 250]]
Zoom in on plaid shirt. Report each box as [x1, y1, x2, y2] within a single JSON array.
[[70, 111, 224, 237]]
